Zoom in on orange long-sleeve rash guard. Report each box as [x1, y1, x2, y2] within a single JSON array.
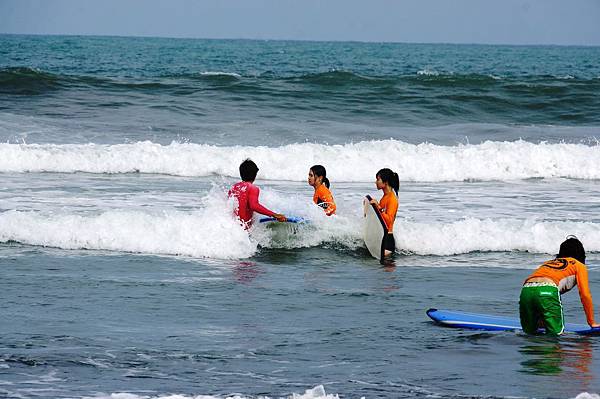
[[378, 191, 398, 232], [313, 184, 336, 216], [525, 257, 596, 325]]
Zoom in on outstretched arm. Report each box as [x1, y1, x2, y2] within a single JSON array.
[[248, 185, 276, 217], [577, 264, 598, 327]]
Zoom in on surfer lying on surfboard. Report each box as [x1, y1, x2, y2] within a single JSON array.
[[520, 236, 600, 335], [368, 168, 399, 257], [228, 159, 286, 229], [308, 165, 336, 216]]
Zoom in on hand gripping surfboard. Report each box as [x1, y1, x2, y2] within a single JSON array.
[[363, 195, 388, 263]]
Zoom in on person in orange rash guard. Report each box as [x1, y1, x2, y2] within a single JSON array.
[[520, 236, 600, 335], [228, 159, 286, 229], [369, 168, 399, 257], [308, 165, 336, 216]]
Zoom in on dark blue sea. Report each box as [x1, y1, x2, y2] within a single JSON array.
[[1, 34, 600, 399]]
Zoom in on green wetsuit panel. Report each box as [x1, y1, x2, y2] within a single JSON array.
[[519, 285, 564, 335]]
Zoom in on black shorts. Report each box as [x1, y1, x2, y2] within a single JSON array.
[[383, 233, 396, 253]]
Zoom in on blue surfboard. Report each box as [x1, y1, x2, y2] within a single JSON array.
[[259, 216, 306, 224], [427, 308, 600, 335]]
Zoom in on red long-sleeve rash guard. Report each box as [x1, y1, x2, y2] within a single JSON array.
[[229, 181, 275, 227]]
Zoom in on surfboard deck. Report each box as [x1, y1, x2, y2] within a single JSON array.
[[427, 308, 600, 335], [363, 195, 389, 263]]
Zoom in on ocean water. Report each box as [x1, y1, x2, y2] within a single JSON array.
[[1, 34, 600, 399]]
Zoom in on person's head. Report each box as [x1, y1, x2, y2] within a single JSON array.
[[239, 159, 259, 182], [376, 168, 399, 195], [557, 235, 586, 264], [308, 165, 330, 188]]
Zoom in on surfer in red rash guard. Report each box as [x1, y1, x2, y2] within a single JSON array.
[[228, 159, 286, 229]]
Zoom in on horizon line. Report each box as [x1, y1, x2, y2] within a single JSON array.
[[1, 31, 599, 48]]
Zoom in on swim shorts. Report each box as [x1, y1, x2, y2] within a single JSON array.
[[519, 282, 564, 335]]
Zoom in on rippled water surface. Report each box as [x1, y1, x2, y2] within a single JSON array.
[[1, 35, 600, 398]]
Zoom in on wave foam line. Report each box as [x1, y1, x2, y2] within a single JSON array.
[[0, 207, 257, 260], [2, 205, 600, 259], [1, 140, 600, 181], [81, 385, 340, 399], [399, 218, 600, 256]]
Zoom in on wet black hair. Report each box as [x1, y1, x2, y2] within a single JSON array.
[[557, 235, 586, 264], [310, 164, 330, 189], [376, 168, 399, 196], [239, 159, 259, 182]]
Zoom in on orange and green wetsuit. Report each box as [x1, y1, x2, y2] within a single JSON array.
[[313, 184, 336, 216], [520, 257, 595, 335]]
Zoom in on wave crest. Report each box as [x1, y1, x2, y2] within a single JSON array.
[[0, 67, 62, 95], [2, 205, 600, 260], [1, 139, 600, 182]]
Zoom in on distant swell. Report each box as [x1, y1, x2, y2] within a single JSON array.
[[1, 140, 600, 181], [3, 66, 599, 102], [288, 70, 396, 87], [0, 67, 63, 95]]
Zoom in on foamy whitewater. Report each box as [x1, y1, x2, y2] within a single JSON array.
[[1, 139, 600, 181], [83, 385, 343, 399], [80, 390, 600, 399], [3, 208, 600, 259], [2, 35, 600, 399]]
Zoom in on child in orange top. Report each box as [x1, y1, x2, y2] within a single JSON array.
[[520, 236, 599, 335], [369, 168, 399, 257], [308, 165, 336, 216]]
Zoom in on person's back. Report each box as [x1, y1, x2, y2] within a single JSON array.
[[527, 257, 591, 296], [378, 190, 398, 232], [229, 181, 253, 224], [229, 180, 272, 227], [519, 236, 599, 335], [228, 159, 285, 228]]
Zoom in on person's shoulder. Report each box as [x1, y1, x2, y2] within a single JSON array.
[[570, 258, 587, 269], [382, 191, 395, 201], [317, 184, 330, 194], [231, 181, 251, 192]]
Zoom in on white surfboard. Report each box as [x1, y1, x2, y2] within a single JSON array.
[[363, 195, 388, 263]]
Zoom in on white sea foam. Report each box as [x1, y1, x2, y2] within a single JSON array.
[[399, 217, 600, 256], [574, 393, 600, 399], [1, 139, 600, 182], [200, 71, 242, 78], [82, 385, 343, 399], [416, 69, 440, 76], [0, 191, 257, 259], [2, 198, 600, 260]]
